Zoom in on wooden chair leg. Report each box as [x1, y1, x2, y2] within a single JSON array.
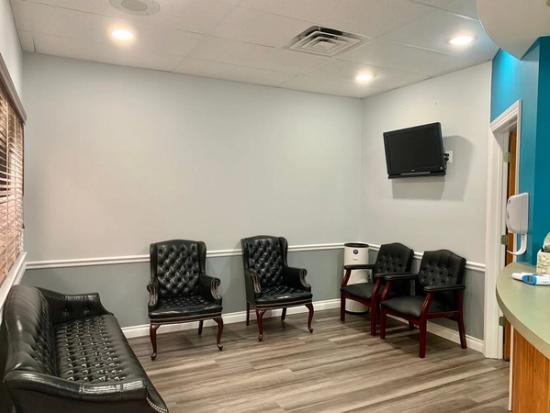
[[150, 323, 160, 360], [198, 320, 203, 335], [214, 316, 224, 351], [419, 320, 427, 358], [380, 308, 387, 339], [370, 303, 377, 336], [457, 312, 467, 349], [256, 309, 265, 341], [306, 303, 314, 333], [246, 302, 250, 326], [340, 295, 346, 322], [281, 308, 287, 321]]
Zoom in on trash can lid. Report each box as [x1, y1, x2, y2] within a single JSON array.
[[344, 242, 368, 248]]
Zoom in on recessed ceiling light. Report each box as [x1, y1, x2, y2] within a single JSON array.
[[111, 28, 135, 42], [109, 0, 160, 16], [449, 35, 474, 47], [355, 72, 374, 84]]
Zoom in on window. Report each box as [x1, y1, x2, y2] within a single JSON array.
[[0, 81, 24, 284]]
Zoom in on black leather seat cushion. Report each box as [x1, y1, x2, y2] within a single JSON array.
[[256, 285, 312, 306], [382, 295, 449, 318], [149, 295, 222, 320], [341, 283, 373, 300], [56, 315, 143, 384]]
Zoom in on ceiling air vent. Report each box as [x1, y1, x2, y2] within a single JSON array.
[[288, 26, 364, 57], [109, 0, 160, 16]]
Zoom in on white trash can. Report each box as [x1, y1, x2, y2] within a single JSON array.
[[344, 242, 369, 313]]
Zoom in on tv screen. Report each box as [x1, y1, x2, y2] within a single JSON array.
[[383, 122, 446, 179]]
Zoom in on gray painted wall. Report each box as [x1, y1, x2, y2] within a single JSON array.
[[22, 53, 363, 261], [24, 249, 344, 328], [20, 56, 491, 341], [360, 63, 492, 264]]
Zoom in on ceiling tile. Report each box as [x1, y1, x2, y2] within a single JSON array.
[[212, 7, 314, 48], [384, 9, 496, 56], [175, 58, 293, 86], [338, 39, 470, 75], [411, 0, 479, 19], [239, 0, 434, 38], [189, 37, 329, 74], [160, 0, 236, 34]]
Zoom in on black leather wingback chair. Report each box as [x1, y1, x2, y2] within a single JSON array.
[[379, 249, 467, 358], [148, 240, 223, 359], [241, 236, 314, 341], [340, 243, 414, 336]]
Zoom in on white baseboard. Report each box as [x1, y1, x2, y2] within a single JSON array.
[[387, 314, 484, 353], [122, 298, 341, 339], [122, 298, 484, 353]]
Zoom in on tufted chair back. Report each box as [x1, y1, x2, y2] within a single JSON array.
[[241, 236, 287, 288], [2, 286, 57, 376], [416, 250, 466, 307], [373, 243, 414, 275], [150, 239, 206, 298]]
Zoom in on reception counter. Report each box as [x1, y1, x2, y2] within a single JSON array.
[[497, 262, 550, 412]]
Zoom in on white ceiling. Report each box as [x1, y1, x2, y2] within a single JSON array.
[[478, 0, 550, 59], [10, 0, 498, 98]]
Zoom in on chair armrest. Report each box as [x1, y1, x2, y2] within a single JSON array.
[[39, 288, 111, 324], [244, 270, 262, 295], [424, 284, 465, 293], [147, 281, 159, 311], [283, 266, 311, 291], [381, 272, 418, 281], [343, 263, 375, 271], [5, 371, 148, 402], [199, 274, 222, 304]]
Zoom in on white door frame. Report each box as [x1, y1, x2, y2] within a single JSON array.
[[484, 100, 521, 359]]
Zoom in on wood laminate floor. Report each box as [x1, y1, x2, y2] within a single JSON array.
[[129, 309, 509, 413]]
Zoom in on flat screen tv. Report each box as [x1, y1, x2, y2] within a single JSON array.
[[383, 122, 446, 179]]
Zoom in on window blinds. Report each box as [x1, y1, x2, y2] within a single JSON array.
[[0, 83, 23, 284]]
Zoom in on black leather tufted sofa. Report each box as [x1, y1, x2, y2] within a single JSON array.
[[379, 249, 467, 358], [0, 285, 168, 413], [148, 239, 223, 359], [340, 242, 414, 336], [241, 235, 314, 341]]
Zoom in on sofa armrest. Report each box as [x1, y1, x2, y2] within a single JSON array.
[[39, 288, 111, 324], [283, 266, 311, 291], [199, 275, 222, 304], [244, 270, 262, 296], [5, 371, 148, 402]]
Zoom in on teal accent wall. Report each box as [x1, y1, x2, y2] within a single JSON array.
[[491, 38, 550, 263]]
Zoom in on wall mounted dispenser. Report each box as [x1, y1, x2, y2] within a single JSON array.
[[506, 192, 529, 256]]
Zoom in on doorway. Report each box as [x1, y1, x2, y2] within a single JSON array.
[[484, 100, 521, 360]]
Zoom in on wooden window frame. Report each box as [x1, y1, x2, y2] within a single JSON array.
[[0, 54, 26, 287]]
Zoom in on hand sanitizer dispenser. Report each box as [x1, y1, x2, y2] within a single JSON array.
[[506, 193, 529, 256]]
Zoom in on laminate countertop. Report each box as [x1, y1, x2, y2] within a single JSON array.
[[496, 261, 550, 358]]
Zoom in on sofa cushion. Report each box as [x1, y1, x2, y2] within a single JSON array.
[[148, 295, 222, 320], [56, 315, 142, 383]]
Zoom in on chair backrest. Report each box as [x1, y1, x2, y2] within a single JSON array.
[[1, 285, 57, 377], [150, 239, 206, 298], [416, 250, 466, 295], [373, 243, 414, 275], [241, 236, 287, 288]]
